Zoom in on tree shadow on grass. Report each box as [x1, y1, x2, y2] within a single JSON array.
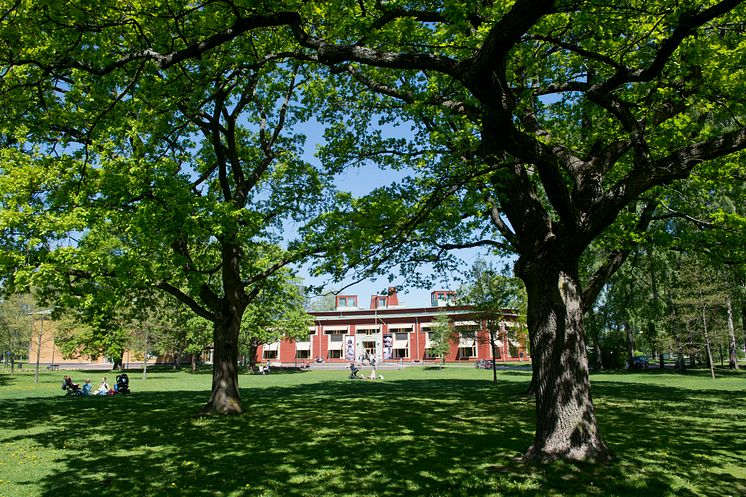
[[587, 379, 746, 497], [591, 366, 746, 379], [0, 374, 16, 387], [0, 376, 743, 497]]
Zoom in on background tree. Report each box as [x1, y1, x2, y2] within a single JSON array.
[[598, 160, 746, 370], [55, 307, 129, 371], [115, 292, 193, 379], [147, 312, 213, 372], [0, 293, 33, 374], [305, 290, 339, 312], [668, 255, 732, 378], [427, 313, 455, 369], [459, 259, 527, 382], [239, 271, 313, 370]]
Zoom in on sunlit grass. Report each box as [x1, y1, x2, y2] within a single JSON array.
[[0, 365, 744, 496]]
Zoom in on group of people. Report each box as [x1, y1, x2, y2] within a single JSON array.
[[91, 377, 116, 396], [348, 359, 383, 380], [62, 375, 126, 396]]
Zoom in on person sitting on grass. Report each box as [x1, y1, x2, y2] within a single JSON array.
[[95, 377, 110, 396], [62, 375, 80, 394], [81, 379, 92, 396]]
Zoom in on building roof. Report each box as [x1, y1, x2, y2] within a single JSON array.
[[309, 305, 518, 324]]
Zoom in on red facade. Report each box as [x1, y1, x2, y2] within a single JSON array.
[[258, 291, 526, 365]]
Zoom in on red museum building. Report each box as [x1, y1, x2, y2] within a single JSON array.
[[258, 289, 526, 365]]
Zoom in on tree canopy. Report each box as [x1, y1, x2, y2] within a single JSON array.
[[1, 0, 745, 461], [0, 0, 339, 414]]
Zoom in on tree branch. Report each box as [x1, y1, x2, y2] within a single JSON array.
[[28, 12, 306, 75], [156, 281, 216, 322], [594, 0, 745, 95], [484, 194, 517, 245], [581, 200, 657, 311]]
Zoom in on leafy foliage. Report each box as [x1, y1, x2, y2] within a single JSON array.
[[239, 272, 313, 367], [0, 293, 33, 364], [427, 313, 455, 367]]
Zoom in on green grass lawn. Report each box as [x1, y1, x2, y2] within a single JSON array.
[[0, 366, 744, 497]]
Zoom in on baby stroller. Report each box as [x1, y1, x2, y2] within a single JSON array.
[[62, 376, 82, 396], [349, 363, 361, 380], [115, 374, 130, 394]]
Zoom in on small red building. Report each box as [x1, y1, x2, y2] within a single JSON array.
[[258, 289, 526, 365]]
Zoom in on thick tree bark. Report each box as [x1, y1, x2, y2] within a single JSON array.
[[519, 259, 610, 463], [202, 311, 243, 415]]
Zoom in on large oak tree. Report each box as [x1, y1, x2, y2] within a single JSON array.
[[295, 0, 746, 462], [0, 2, 335, 414]]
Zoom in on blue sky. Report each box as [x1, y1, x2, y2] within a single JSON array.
[[294, 118, 501, 309]]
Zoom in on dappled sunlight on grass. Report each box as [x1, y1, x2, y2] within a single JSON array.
[[0, 367, 744, 496]]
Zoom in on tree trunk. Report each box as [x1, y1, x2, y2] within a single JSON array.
[[519, 261, 610, 462], [740, 274, 746, 356], [191, 353, 197, 372], [490, 328, 497, 383], [701, 305, 716, 380], [247, 341, 259, 371], [726, 298, 739, 370], [625, 322, 635, 370], [591, 330, 604, 372], [202, 311, 243, 415], [34, 330, 43, 384], [112, 354, 123, 371]]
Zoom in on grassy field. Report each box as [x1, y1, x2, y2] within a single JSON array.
[[0, 366, 744, 497]]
